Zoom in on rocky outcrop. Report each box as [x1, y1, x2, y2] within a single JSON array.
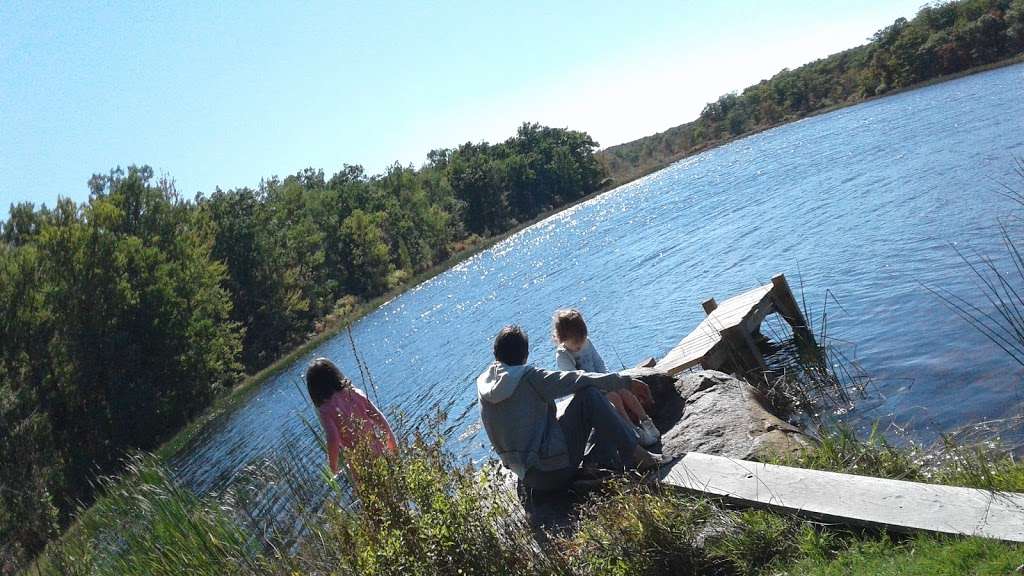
[[517, 368, 815, 535], [624, 368, 816, 461]]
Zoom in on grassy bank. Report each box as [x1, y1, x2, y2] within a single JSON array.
[[32, 420, 1024, 576], [31, 298, 1024, 575]]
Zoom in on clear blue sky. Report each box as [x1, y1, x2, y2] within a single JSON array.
[[1, 0, 924, 209]]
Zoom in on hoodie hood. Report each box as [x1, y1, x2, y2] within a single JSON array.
[[476, 362, 529, 403]]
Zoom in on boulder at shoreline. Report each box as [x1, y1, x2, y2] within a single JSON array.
[[630, 368, 816, 462]]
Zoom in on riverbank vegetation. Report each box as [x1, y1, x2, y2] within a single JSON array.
[[0, 124, 606, 566], [25, 308, 1024, 575], [599, 0, 1024, 184], [28, 420, 1024, 576]]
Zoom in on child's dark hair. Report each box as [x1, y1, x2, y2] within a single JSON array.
[[552, 309, 588, 343], [493, 325, 529, 365], [306, 357, 350, 407]]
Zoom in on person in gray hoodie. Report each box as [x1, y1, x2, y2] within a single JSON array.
[[477, 324, 663, 491]]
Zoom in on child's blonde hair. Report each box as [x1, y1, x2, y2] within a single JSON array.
[[552, 309, 588, 344]]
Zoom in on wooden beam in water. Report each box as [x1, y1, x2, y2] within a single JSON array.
[[661, 452, 1024, 543], [656, 282, 774, 374], [657, 273, 820, 375], [702, 298, 718, 315], [770, 273, 816, 348]]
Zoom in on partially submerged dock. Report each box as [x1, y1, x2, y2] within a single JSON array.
[[656, 273, 815, 376], [653, 274, 1024, 543]]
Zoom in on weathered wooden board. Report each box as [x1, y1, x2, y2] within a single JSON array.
[[656, 282, 774, 374], [662, 452, 1024, 543]]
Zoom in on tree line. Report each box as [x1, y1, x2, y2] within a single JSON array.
[[0, 123, 604, 566], [600, 0, 1024, 184]]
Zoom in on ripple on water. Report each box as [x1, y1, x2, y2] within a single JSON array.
[[174, 63, 1024, 505]]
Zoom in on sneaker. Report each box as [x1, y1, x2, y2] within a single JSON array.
[[631, 446, 669, 474], [572, 466, 618, 489], [638, 418, 661, 447]]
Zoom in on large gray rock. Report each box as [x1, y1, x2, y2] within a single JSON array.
[[512, 368, 815, 538], [635, 369, 816, 461]]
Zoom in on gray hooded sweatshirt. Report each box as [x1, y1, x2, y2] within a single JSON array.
[[476, 361, 631, 478]]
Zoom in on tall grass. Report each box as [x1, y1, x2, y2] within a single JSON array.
[[743, 282, 873, 428], [31, 413, 1024, 576], [27, 293, 1024, 575], [294, 420, 556, 576], [35, 457, 269, 576], [926, 157, 1024, 367], [33, 425, 556, 576]]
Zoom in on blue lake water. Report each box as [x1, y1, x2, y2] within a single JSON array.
[[173, 63, 1024, 503]]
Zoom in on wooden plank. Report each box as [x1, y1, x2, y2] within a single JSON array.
[[662, 452, 1024, 543]]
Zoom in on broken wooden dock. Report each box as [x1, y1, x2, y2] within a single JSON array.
[[652, 273, 1024, 543], [656, 273, 815, 376], [660, 452, 1024, 543]]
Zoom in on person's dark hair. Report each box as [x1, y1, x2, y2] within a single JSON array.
[[493, 325, 529, 365], [306, 357, 350, 407], [552, 308, 588, 343]]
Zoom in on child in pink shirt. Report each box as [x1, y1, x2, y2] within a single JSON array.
[[306, 357, 397, 474]]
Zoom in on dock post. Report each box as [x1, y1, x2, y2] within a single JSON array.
[[702, 298, 718, 315], [721, 324, 767, 375], [770, 274, 816, 348]]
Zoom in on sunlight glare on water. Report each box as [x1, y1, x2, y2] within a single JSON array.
[[174, 63, 1024, 503]]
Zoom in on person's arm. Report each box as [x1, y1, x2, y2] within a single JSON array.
[[589, 342, 608, 373], [630, 378, 654, 408], [318, 410, 342, 474], [585, 342, 652, 404], [350, 389, 398, 453], [529, 367, 631, 401], [364, 396, 398, 453], [555, 347, 577, 371]]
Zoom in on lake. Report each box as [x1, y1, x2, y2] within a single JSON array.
[[173, 63, 1024, 509]]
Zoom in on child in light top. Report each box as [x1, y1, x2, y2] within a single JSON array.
[[306, 357, 397, 475], [553, 309, 661, 446]]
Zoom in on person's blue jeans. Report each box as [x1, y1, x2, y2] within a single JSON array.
[[524, 386, 638, 491]]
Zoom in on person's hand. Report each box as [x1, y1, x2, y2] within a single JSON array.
[[630, 379, 654, 408]]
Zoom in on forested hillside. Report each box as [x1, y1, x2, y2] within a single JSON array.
[[599, 0, 1024, 184], [0, 123, 604, 564]]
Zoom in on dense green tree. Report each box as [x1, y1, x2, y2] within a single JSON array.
[[1, 167, 243, 566], [0, 115, 625, 569], [1, 202, 50, 246], [339, 209, 392, 295], [1008, 0, 1024, 47], [0, 243, 60, 559], [449, 142, 509, 235]]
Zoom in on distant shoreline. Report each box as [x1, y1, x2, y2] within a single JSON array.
[[598, 53, 1024, 191], [158, 52, 1024, 463]]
